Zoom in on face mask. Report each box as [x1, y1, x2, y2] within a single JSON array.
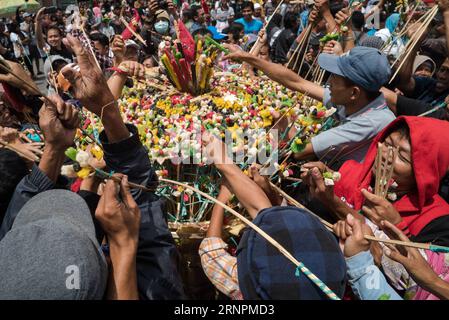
[[155, 21, 169, 34]]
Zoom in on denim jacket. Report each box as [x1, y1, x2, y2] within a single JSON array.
[[346, 250, 402, 300]]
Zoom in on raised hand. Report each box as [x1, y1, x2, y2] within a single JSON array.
[[333, 214, 373, 257], [95, 174, 141, 247], [361, 189, 403, 226], [61, 34, 116, 116], [38, 95, 80, 151], [322, 40, 343, 56]]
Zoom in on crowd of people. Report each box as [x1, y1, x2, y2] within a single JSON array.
[[1, 0, 449, 300]]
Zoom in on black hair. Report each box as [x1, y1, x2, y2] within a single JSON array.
[[224, 27, 241, 43], [342, 77, 381, 100], [394, 123, 411, 141], [241, 1, 254, 11], [192, 27, 212, 37], [89, 32, 109, 47], [52, 59, 68, 73], [352, 11, 365, 30], [330, 3, 345, 17], [230, 22, 244, 33], [191, 5, 202, 18], [283, 12, 298, 30], [183, 8, 194, 21], [0, 149, 28, 223], [45, 25, 62, 36]]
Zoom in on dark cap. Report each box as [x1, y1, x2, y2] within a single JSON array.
[[318, 46, 391, 92], [0, 190, 107, 299]]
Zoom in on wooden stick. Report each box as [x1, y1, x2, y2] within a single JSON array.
[[269, 181, 449, 252], [120, 17, 147, 47], [389, 6, 438, 84]]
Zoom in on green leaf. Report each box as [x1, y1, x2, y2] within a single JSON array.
[[377, 294, 391, 300]]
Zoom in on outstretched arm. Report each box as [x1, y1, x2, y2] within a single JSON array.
[[223, 44, 325, 101]]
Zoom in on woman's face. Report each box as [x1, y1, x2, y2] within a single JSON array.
[[414, 62, 434, 78], [373, 131, 415, 195], [47, 29, 62, 48]]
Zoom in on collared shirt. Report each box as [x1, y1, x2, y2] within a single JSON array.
[[311, 88, 395, 168], [198, 237, 243, 300]]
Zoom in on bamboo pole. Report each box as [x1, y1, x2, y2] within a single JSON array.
[[389, 6, 438, 84]]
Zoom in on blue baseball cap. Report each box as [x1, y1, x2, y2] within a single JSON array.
[[318, 46, 391, 92]]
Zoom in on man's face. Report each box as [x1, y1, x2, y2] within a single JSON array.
[[328, 74, 354, 105], [93, 41, 109, 56], [0, 24, 5, 34], [47, 29, 62, 48], [196, 9, 205, 23], [242, 7, 253, 20], [254, 8, 262, 17], [435, 59, 449, 93]]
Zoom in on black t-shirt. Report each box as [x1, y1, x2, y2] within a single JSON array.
[[410, 215, 449, 247], [49, 43, 73, 61], [396, 95, 449, 120], [271, 28, 296, 64], [408, 76, 449, 106]]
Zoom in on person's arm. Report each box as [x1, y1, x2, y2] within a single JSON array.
[[223, 44, 324, 101], [396, 21, 428, 95], [300, 163, 361, 220], [62, 35, 129, 143], [312, 0, 336, 33], [107, 61, 145, 100], [380, 87, 398, 114], [206, 184, 232, 238], [382, 220, 449, 300], [335, 8, 354, 52], [0, 96, 79, 240], [203, 132, 272, 219], [95, 176, 139, 300], [35, 7, 46, 51], [333, 214, 403, 300], [63, 34, 185, 299]]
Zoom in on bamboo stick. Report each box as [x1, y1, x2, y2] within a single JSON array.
[[389, 6, 438, 84], [269, 181, 449, 253], [120, 17, 148, 47]]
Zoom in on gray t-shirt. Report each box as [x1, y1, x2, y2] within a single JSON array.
[[311, 87, 395, 169]]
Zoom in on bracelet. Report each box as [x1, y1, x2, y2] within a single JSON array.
[[342, 37, 354, 42], [100, 100, 117, 122]]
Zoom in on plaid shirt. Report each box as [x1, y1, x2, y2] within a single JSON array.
[[198, 237, 243, 300], [70, 29, 113, 70]]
